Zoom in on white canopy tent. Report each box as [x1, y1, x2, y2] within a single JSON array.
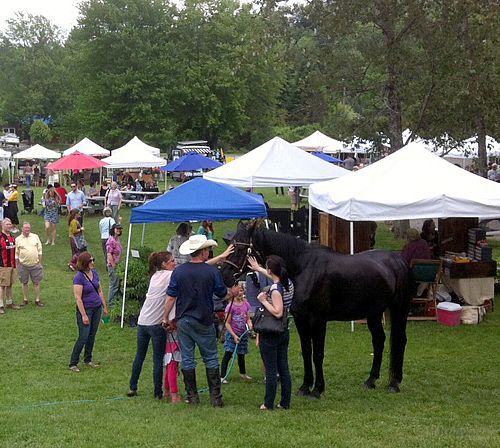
[[113, 136, 161, 157], [204, 136, 347, 187], [63, 137, 110, 157], [309, 141, 500, 222], [13, 144, 61, 160], [102, 146, 166, 169], [293, 130, 346, 153]]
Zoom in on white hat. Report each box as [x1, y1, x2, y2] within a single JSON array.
[[179, 234, 217, 255]]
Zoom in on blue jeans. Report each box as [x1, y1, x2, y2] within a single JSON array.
[[177, 316, 219, 371], [69, 306, 102, 366], [107, 266, 120, 306], [259, 330, 292, 409], [129, 324, 166, 398]]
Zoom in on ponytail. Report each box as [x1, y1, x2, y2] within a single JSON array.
[[148, 251, 172, 276]]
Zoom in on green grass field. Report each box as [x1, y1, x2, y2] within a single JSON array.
[[0, 187, 499, 447]]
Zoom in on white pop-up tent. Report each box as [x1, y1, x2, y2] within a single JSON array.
[[204, 136, 348, 187], [13, 144, 61, 160], [102, 141, 166, 169], [293, 130, 346, 153], [114, 136, 161, 157], [63, 137, 110, 157], [309, 141, 500, 222]]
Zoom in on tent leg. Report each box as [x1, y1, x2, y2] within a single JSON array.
[[141, 223, 145, 246], [308, 202, 312, 243], [350, 221, 355, 332], [120, 223, 133, 329]]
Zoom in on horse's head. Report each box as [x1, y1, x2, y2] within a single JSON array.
[[220, 220, 264, 286]]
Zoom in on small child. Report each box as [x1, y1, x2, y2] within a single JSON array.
[[164, 306, 182, 402], [220, 283, 253, 383]]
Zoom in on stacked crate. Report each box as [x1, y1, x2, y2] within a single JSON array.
[[467, 228, 492, 261]]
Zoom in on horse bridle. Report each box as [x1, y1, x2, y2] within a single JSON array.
[[222, 238, 264, 280]]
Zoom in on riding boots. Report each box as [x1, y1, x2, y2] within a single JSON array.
[[182, 369, 200, 405], [206, 367, 224, 407]]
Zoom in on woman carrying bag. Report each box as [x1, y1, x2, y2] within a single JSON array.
[[248, 255, 294, 410]]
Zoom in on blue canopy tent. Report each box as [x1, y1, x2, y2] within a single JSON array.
[[160, 152, 223, 172], [311, 151, 342, 164], [120, 178, 267, 327]]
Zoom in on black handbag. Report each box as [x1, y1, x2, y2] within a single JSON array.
[[252, 304, 287, 335]]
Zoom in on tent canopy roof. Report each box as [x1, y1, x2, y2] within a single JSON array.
[[102, 138, 165, 169], [114, 136, 161, 157], [63, 137, 110, 157], [309, 141, 500, 221], [47, 151, 108, 170], [161, 152, 222, 172], [13, 144, 61, 160], [130, 178, 267, 223], [293, 131, 345, 152], [204, 136, 348, 187]]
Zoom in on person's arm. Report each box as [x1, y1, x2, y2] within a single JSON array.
[[257, 287, 283, 318], [224, 313, 240, 343], [248, 256, 272, 279], [117, 190, 122, 209], [74, 284, 89, 325], [206, 244, 234, 266], [162, 295, 176, 326]]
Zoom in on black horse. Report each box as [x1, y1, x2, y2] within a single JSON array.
[[220, 221, 415, 398]]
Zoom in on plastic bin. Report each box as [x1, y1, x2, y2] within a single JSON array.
[[436, 302, 462, 327]]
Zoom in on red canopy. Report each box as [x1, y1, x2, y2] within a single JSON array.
[[46, 151, 108, 170]]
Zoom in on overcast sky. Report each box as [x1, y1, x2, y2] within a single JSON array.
[[0, 0, 80, 33]]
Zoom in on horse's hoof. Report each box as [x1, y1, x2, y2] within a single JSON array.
[[308, 389, 322, 400], [387, 384, 401, 393], [364, 379, 376, 390], [296, 387, 311, 397]]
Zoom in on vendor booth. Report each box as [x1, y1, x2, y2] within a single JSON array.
[[310, 141, 500, 319]]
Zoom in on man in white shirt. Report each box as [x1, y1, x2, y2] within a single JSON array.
[[66, 182, 87, 224]]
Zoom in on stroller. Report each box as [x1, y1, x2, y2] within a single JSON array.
[[22, 189, 35, 214]]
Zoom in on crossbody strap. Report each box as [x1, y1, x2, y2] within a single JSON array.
[[82, 271, 100, 295]]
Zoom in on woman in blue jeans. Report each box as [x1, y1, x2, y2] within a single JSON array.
[[252, 255, 293, 410], [69, 252, 108, 372], [127, 251, 176, 399]]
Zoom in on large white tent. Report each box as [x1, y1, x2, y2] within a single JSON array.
[[293, 130, 345, 153], [309, 141, 500, 221], [13, 144, 61, 160], [113, 136, 161, 157], [63, 137, 110, 157], [102, 143, 166, 169], [204, 136, 348, 187]]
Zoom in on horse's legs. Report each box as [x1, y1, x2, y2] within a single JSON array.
[[388, 306, 409, 393], [294, 315, 314, 396], [309, 320, 327, 400], [364, 312, 386, 389]]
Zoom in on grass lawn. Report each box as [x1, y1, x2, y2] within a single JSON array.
[[0, 187, 499, 447]]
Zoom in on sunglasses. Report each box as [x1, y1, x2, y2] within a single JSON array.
[[89, 258, 95, 262]]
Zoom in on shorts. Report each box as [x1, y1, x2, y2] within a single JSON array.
[[0, 267, 16, 287], [17, 263, 44, 284]]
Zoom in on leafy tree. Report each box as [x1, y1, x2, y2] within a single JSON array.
[[29, 120, 52, 144]]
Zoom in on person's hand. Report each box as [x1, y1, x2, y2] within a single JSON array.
[[247, 256, 261, 271], [82, 314, 90, 325], [162, 319, 171, 330], [219, 244, 234, 260], [103, 306, 109, 316], [257, 291, 267, 304], [81, 226, 85, 231], [233, 334, 240, 344], [255, 334, 260, 347]]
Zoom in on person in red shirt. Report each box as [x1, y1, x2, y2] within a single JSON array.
[[54, 182, 67, 207], [0, 218, 20, 314]]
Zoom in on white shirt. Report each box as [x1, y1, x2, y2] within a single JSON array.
[[99, 217, 116, 239], [137, 270, 173, 326]]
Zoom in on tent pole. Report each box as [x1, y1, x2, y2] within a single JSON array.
[[308, 200, 312, 243], [350, 221, 355, 332], [141, 223, 145, 246], [120, 223, 133, 329]]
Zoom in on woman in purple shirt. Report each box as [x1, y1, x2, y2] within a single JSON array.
[[69, 251, 108, 372]]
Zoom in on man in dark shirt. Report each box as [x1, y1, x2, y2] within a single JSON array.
[[163, 235, 228, 406], [0, 218, 20, 314]]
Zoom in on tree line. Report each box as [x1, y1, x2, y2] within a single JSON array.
[[0, 0, 498, 172]]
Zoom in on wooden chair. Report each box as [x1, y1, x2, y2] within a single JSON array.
[[409, 259, 443, 320]]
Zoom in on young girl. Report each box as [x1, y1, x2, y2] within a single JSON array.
[[220, 282, 253, 383], [163, 304, 182, 403]]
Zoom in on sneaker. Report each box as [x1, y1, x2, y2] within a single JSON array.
[[84, 361, 100, 368], [259, 404, 270, 411], [35, 301, 45, 307], [126, 390, 138, 397], [240, 374, 252, 381], [221, 378, 229, 384], [69, 365, 80, 372], [45, 240, 50, 245]]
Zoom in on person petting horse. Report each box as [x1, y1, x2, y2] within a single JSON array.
[[220, 221, 415, 398]]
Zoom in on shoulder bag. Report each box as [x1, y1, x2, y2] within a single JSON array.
[[252, 286, 288, 334]]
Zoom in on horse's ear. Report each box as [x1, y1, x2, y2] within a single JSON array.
[[247, 219, 260, 235]]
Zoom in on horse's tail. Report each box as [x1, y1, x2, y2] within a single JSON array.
[[388, 255, 415, 386]]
